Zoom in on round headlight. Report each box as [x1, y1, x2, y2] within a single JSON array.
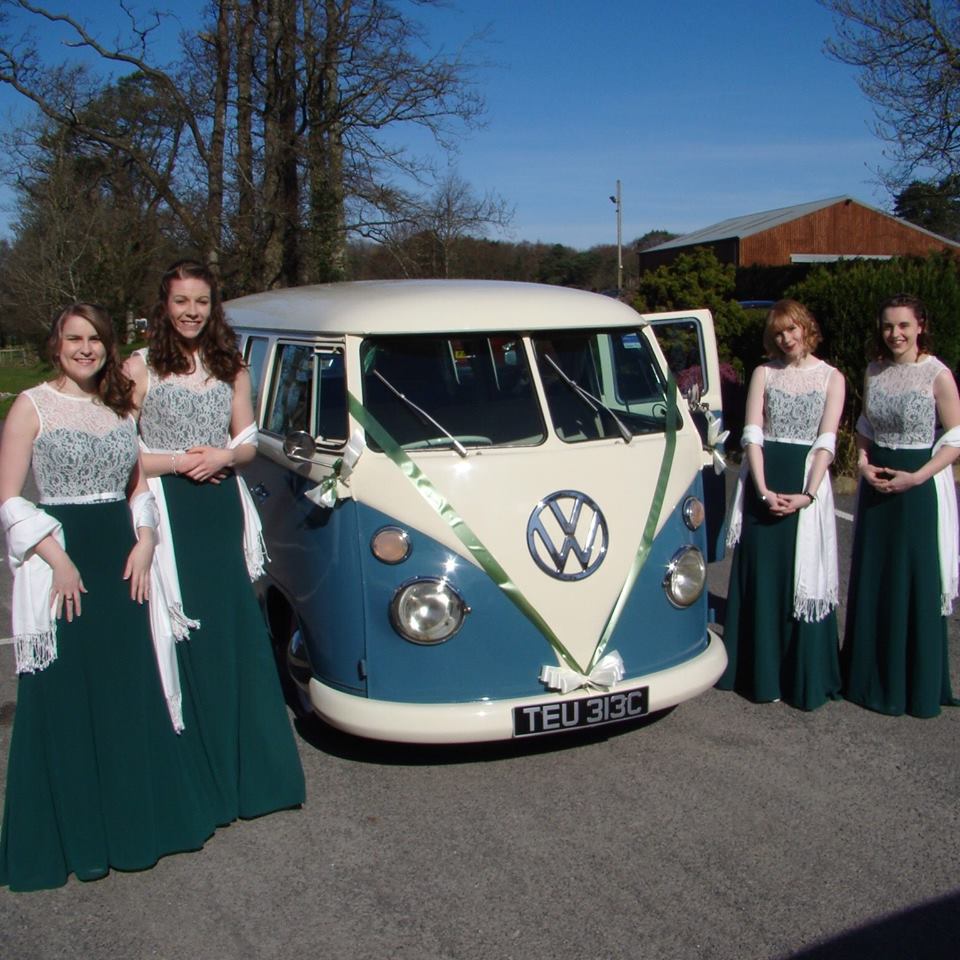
[[682, 496, 705, 531], [663, 546, 706, 608], [371, 526, 411, 564], [390, 578, 469, 644]]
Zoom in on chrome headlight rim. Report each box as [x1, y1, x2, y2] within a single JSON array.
[[662, 545, 706, 608], [389, 576, 469, 645], [682, 496, 705, 531], [371, 525, 412, 564]]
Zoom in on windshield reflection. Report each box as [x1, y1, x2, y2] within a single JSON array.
[[532, 329, 670, 443]]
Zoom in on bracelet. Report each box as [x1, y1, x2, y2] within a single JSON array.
[[171, 453, 178, 475], [803, 490, 816, 503], [759, 494, 768, 503]]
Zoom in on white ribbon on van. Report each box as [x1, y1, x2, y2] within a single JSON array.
[[704, 409, 729, 475], [539, 651, 625, 694], [304, 429, 366, 509]]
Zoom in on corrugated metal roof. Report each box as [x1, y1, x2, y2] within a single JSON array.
[[646, 197, 850, 251]]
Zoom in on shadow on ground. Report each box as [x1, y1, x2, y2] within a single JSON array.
[[783, 888, 960, 960], [293, 705, 676, 766]]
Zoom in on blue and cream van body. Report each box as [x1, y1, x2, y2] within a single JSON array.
[[229, 280, 727, 743]]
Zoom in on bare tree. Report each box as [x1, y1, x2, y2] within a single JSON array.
[[0, 114, 176, 335], [822, 0, 960, 186], [0, 0, 487, 289], [0, 1, 221, 263], [370, 171, 512, 277]]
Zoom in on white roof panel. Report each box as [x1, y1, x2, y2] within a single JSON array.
[[225, 279, 644, 335]]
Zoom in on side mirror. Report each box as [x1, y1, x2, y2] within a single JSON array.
[[685, 382, 701, 408], [283, 430, 319, 463]]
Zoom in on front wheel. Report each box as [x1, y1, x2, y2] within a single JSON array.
[[285, 627, 315, 717], [266, 593, 314, 718]]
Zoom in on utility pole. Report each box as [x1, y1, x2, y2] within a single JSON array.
[[609, 180, 623, 296]]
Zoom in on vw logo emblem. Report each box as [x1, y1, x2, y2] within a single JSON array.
[[527, 490, 609, 581]]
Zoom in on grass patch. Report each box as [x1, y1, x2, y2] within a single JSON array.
[[0, 361, 52, 418]]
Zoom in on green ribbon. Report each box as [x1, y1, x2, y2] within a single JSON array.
[[588, 375, 678, 670], [348, 393, 584, 673], [348, 376, 678, 678]]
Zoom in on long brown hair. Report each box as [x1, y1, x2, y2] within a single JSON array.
[[873, 293, 931, 361], [47, 303, 135, 417], [147, 260, 243, 383]]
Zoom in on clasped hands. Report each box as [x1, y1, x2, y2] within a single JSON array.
[[860, 462, 917, 495], [758, 490, 809, 516], [175, 445, 234, 484]]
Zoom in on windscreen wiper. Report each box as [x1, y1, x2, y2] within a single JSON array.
[[543, 355, 633, 443], [371, 369, 468, 458]]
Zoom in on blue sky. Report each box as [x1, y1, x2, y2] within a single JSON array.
[[0, 0, 889, 249]]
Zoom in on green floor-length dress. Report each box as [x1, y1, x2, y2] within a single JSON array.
[[161, 474, 306, 822], [842, 356, 957, 718], [842, 447, 953, 716], [1, 387, 215, 892], [717, 360, 841, 710], [719, 443, 841, 709], [138, 358, 304, 823]]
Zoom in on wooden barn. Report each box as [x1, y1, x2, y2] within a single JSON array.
[[638, 196, 960, 272]]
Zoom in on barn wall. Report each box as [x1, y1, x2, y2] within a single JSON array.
[[739, 200, 959, 266]]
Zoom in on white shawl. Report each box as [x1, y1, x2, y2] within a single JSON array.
[[793, 433, 839, 622], [130, 490, 183, 732], [228, 423, 268, 580], [932, 427, 960, 614], [0, 497, 62, 673]]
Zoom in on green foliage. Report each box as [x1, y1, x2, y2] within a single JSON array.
[[832, 423, 859, 480], [893, 177, 960, 241], [734, 263, 812, 301], [634, 246, 748, 364], [536, 244, 601, 288], [634, 229, 678, 251], [785, 252, 960, 414]]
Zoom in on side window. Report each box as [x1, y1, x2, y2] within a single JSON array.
[[649, 319, 707, 395], [243, 336, 270, 416], [316, 350, 347, 444], [266, 343, 315, 436]]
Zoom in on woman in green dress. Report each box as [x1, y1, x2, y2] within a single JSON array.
[[718, 300, 845, 709], [842, 294, 960, 717], [125, 261, 304, 823], [0, 304, 215, 891]]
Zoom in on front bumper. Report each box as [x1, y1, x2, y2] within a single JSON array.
[[307, 629, 727, 743]]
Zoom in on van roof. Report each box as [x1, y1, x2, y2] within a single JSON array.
[[224, 279, 643, 335]]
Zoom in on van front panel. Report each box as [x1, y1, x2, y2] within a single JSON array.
[[355, 485, 709, 703]]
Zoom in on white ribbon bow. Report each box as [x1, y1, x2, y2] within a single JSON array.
[[704, 410, 730, 475], [539, 651, 625, 694], [305, 429, 366, 508]]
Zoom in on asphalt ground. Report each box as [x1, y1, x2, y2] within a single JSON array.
[[0, 470, 958, 960]]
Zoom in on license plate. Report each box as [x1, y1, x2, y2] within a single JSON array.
[[512, 686, 649, 737]]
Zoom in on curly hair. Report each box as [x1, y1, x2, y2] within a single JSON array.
[[147, 259, 243, 383], [873, 293, 931, 360], [47, 303, 135, 418], [762, 299, 822, 360]]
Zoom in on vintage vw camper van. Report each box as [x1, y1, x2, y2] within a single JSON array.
[[228, 280, 727, 743]]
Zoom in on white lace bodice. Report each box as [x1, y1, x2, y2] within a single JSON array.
[[864, 356, 947, 449], [763, 360, 835, 442], [27, 384, 137, 504], [138, 360, 233, 451]]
